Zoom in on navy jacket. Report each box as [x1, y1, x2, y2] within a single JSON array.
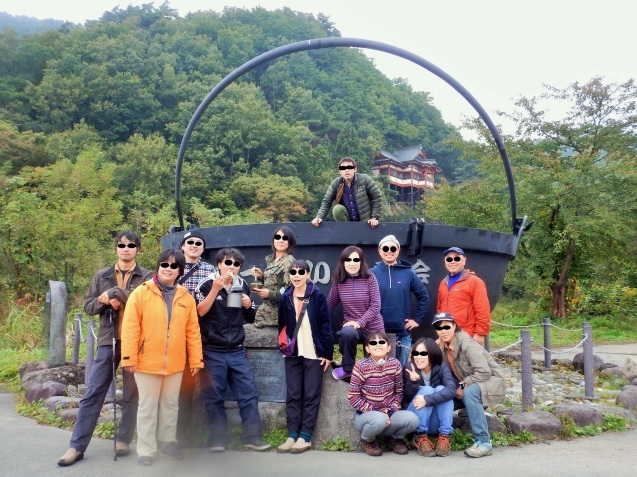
[[370, 259, 430, 334], [401, 361, 456, 408], [278, 282, 334, 360]]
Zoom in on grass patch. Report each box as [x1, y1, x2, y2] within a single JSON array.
[[14, 397, 71, 429], [321, 436, 356, 452]]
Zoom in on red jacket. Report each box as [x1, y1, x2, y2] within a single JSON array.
[[437, 269, 490, 337]]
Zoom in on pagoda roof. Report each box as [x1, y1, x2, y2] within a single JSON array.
[[374, 144, 438, 166]]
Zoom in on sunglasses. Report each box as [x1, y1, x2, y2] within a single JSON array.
[[289, 269, 306, 276], [117, 243, 137, 249], [445, 256, 463, 262], [344, 257, 361, 263], [411, 351, 429, 357], [435, 325, 453, 331], [274, 234, 288, 241], [185, 240, 203, 246], [368, 339, 387, 346], [224, 259, 241, 267], [159, 262, 179, 270], [339, 165, 355, 170], [381, 245, 398, 253]]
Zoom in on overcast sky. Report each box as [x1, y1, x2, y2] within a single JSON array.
[[2, 0, 636, 137]]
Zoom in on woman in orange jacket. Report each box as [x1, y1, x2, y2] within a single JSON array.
[[122, 249, 203, 466]]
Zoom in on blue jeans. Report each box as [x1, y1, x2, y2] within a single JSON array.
[[354, 410, 419, 441], [461, 383, 490, 442], [201, 348, 262, 445], [70, 344, 138, 451], [407, 385, 454, 435], [395, 334, 411, 368]]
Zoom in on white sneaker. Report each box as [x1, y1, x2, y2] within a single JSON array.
[[277, 437, 296, 453], [289, 437, 312, 454]]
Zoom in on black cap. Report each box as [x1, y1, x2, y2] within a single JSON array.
[[431, 312, 455, 326], [181, 230, 206, 247]]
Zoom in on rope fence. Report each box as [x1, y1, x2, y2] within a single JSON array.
[[487, 317, 596, 405]]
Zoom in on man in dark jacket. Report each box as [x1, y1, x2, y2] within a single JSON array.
[[58, 231, 152, 466], [195, 248, 270, 452], [370, 234, 429, 367], [311, 157, 383, 228]]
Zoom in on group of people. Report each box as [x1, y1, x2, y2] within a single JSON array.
[[56, 158, 502, 467]]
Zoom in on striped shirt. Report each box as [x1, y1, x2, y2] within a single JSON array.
[[348, 356, 403, 413], [327, 275, 384, 333]]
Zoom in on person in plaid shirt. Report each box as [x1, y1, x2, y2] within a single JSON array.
[[176, 230, 214, 447]]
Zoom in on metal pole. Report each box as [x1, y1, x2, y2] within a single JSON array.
[[72, 313, 82, 365], [582, 322, 595, 399], [543, 317, 552, 369], [85, 320, 95, 384], [520, 330, 533, 410]]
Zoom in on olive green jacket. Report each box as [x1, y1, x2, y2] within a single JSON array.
[[315, 173, 383, 221]]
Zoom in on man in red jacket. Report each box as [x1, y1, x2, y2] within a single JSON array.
[[437, 247, 490, 346]]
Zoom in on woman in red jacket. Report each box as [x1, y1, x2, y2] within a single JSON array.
[[122, 249, 203, 466]]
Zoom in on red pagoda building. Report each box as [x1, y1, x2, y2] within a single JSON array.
[[371, 144, 440, 207]]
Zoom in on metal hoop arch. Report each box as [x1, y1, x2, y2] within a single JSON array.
[[175, 37, 517, 233]]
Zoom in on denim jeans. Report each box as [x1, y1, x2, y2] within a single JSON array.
[[70, 344, 138, 452], [407, 385, 454, 435], [395, 334, 411, 368], [354, 410, 419, 441], [462, 383, 490, 442], [201, 348, 262, 445]]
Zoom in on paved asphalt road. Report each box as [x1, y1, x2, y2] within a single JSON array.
[[1, 391, 635, 477]]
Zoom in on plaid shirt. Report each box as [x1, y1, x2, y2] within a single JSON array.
[[179, 259, 215, 297]]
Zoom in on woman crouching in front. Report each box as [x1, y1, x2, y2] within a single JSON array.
[[348, 332, 419, 456]]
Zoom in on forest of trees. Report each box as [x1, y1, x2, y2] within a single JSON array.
[[1, 4, 636, 323]]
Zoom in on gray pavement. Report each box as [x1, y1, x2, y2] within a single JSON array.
[[1, 390, 636, 477]]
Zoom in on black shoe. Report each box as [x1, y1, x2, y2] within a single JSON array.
[[244, 437, 271, 451], [160, 442, 184, 460]]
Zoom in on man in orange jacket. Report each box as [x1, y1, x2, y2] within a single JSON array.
[[437, 247, 490, 346]]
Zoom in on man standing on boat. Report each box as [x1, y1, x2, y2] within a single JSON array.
[[437, 247, 490, 346], [311, 157, 382, 228]]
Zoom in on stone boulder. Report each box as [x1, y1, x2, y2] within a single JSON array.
[[623, 357, 637, 381], [42, 396, 80, 413], [21, 364, 84, 390], [616, 385, 637, 411], [24, 381, 67, 404], [632, 377, 637, 386], [505, 411, 564, 439], [314, 373, 360, 449], [571, 353, 605, 373], [552, 403, 604, 427], [600, 367, 625, 378], [56, 408, 79, 423], [243, 324, 278, 348], [19, 361, 47, 380], [454, 411, 506, 436], [591, 403, 637, 424]]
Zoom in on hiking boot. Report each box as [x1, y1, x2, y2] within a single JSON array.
[[331, 367, 352, 380], [115, 441, 130, 457], [138, 456, 153, 466], [387, 437, 409, 455], [435, 434, 451, 457], [413, 434, 436, 457], [290, 437, 312, 454], [464, 440, 493, 458], [277, 437, 296, 453], [57, 448, 84, 466], [244, 437, 271, 451], [360, 438, 382, 457], [160, 442, 184, 460]]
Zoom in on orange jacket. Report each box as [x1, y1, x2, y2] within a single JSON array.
[[437, 269, 491, 337], [121, 280, 203, 375]]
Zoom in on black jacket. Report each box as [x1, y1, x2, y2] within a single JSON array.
[[84, 263, 153, 347], [401, 361, 457, 408], [196, 275, 256, 351]]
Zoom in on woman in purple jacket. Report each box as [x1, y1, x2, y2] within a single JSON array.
[[328, 245, 384, 380]]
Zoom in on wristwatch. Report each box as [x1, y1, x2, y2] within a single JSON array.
[[458, 383, 466, 390]]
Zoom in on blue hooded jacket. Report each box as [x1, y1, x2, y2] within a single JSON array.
[[370, 259, 430, 334]]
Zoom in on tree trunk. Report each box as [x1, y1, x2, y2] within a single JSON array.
[[550, 237, 576, 318]]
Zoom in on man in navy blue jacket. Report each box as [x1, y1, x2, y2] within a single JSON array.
[[370, 235, 430, 367]]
